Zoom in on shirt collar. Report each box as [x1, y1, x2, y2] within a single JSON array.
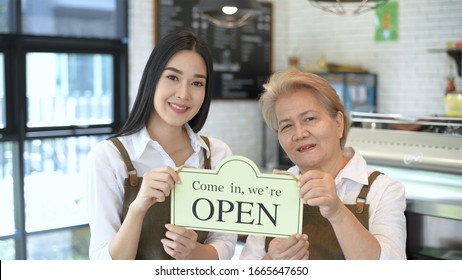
[[336, 147, 369, 185], [132, 126, 152, 159], [187, 125, 211, 159], [131, 124, 210, 159], [287, 147, 369, 185]]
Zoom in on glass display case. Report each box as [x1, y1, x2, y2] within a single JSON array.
[[348, 112, 462, 260], [316, 72, 377, 113]]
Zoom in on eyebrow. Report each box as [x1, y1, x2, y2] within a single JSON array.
[[164, 66, 207, 80], [278, 109, 313, 126]]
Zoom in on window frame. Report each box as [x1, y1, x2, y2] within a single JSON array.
[[0, 7, 128, 260]]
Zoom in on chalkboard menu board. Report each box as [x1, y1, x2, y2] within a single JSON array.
[[155, 0, 272, 99]]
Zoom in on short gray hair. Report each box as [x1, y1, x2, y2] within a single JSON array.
[[259, 70, 350, 148]]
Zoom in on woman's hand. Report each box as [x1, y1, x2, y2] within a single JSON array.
[[298, 170, 344, 222], [161, 224, 199, 260], [131, 166, 180, 214], [264, 234, 309, 260]]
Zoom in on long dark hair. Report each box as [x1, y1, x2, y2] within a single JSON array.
[[114, 30, 214, 137]]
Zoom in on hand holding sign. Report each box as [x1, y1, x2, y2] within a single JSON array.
[[172, 155, 303, 238]]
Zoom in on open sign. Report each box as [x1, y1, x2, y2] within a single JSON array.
[[172, 156, 303, 238]]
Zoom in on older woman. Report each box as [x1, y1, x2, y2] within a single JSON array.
[[240, 70, 406, 260]]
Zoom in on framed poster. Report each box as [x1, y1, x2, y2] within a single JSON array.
[[155, 0, 272, 99], [375, 0, 399, 42]]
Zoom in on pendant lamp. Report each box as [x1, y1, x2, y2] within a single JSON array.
[[308, 0, 389, 16], [197, 0, 262, 28]]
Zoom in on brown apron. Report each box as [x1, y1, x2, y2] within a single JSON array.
[[265, 171, 382, 260], [109, 136, 211, 260]]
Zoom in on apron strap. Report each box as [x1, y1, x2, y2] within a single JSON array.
[[109, 137, 139, 187], [200, 136, 211, 169], [355, 170, 383, 214], [110, 135, 212, 187]]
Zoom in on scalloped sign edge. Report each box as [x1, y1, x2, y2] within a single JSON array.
[[172, 155, 303, 238]]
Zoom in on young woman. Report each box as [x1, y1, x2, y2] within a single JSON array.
[[85, 30, 236, 260], [240, 70, 406, 260]]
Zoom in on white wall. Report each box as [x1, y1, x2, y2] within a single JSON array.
[[128, 0, 269, 167], [128, 0, 154, 111], [283, 0, 462, 115], [129, 0, 462, 169]]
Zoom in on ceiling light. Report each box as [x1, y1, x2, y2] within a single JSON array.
[[222, 6, 238, 15], [197, 0, 262, 28], [308, 0, 389, 16]]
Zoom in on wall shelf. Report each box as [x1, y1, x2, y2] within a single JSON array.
[[447, 50, 462, 77], [429, 48, 462, 77]]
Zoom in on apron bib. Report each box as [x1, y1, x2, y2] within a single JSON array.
[[265, 171, 382, 260], [109, 136, 211, 259]]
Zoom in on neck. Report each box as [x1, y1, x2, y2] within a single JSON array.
[[147, 116, 188, 146], [146, 113, 195, 166]]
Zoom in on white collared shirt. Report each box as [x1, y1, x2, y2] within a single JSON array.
[[85, 125, 236, 259], [239, 147, 407, 260]]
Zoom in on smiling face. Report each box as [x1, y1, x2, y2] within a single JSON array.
[[275, 88, 345, 174], [152, 50, 207, 130]]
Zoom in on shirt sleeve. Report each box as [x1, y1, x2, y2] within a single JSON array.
[[85, 140, 126, 260], [368, 174, 407, 260], [239, 235, 266, 260], [205, 232, 238, 260]]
